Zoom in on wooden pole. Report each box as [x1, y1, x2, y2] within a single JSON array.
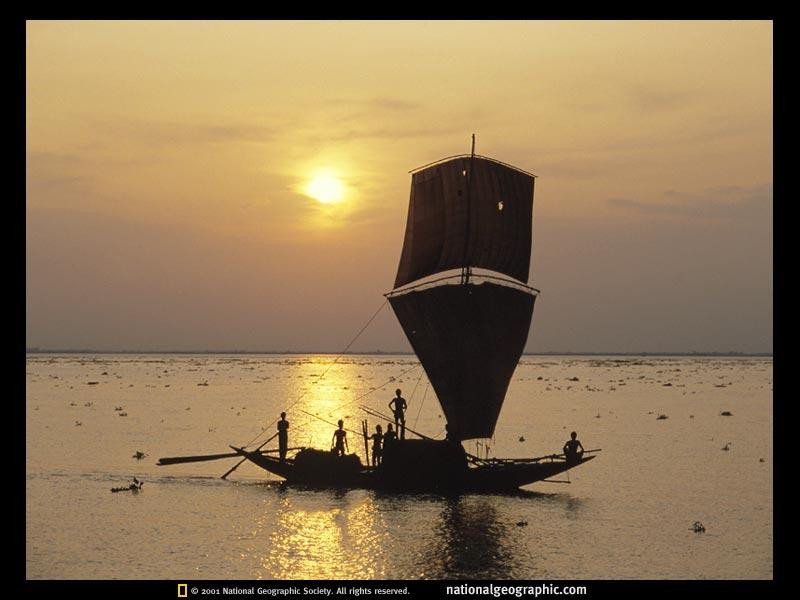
[[362, 420, 370, 466], [221, 431, 278, 480], [461, 133, 476, 285]]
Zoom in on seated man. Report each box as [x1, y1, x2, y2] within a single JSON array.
[[563, 431, 584, 464]]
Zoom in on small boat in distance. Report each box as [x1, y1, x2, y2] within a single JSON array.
[[159, 137, 598, 491]]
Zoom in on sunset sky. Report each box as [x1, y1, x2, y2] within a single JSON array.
[[26, 21, 772, 353]]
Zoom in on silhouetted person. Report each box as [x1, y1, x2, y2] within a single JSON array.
[[332, 419, 348, 457], [277, 412, 289, 462], [369, 425, 383, 467], [383, 423, 398, 450], [389, 388, 408, 440], [563, 431, 584, 465]]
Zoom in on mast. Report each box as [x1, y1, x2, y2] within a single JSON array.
[[461, 134, 476, 285]]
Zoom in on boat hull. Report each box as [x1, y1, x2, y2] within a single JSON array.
[[230, 443, 595, 493]]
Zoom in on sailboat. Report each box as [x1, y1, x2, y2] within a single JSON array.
[[159, 138, 598, 491]]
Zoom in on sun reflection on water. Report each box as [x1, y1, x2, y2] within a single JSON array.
[[257, 491, 387, 579], [283, 357, 383, 462]]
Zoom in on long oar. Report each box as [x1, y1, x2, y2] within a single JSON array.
[[474, 448, 604, 465], [359, 405, 433, 441], [158, 451, 243, 465], [543, 448, 603, 461], [158, 447, 304, 466], [221, 431, 278, 480], [297, 409, 362, 436]]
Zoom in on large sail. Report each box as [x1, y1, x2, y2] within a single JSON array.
[[394, 156, 535, 289], [388, 282, 535, 440]]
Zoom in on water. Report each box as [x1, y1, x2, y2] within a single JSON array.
[[26, 354, 772, 579]]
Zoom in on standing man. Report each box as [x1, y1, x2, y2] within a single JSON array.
[[332, 420, 349, 457], [389, 388, 408, 440], [369, 424, 384, 467], [383, 423, 398, 449], [277, 412, 290, 463]]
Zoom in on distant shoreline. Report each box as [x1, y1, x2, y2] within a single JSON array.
[[25, 349, 773, 358]]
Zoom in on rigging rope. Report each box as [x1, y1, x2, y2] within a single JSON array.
[[408, 368, 425, 403], [240, 298, 388, 449], [290, 361, 421, 441], [413, 382, 429, 429], [315, 361, 421, 417]]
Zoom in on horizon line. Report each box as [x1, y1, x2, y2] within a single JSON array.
[[25, 348, 773, 357]]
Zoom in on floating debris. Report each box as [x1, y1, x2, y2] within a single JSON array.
[[118, 412, 128, 417], [87, 381, 99, 385], [690, 521, 706, 533], [662, 383, 672, 387], [114, 406, 124, 411], [132, 451, 147, 460], [759, 458, 765, 463], [197, 382, 209, 386], [656, 414, 668, 420], [567, 376, 579, 381], [111, 477, 143, 493], [516, 520, 528, 527], [721, 442, 731, 451], [518, 436, 525, 442], [720, 411, 733, 416], [84, 401, 93, 407], [74, 420, 82, 426]]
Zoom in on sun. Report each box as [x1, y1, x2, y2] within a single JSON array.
[[305, 171, 346, 204]]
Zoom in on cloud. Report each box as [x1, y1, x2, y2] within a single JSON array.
[[323, 96, 423, 113], [27, 151, 93, 199], [608, 183, 772, 219], [534, 160, 606, 180], [307, 123, 466, 143], [627, 85, 699, 113], [85, 116, 281, 146]]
